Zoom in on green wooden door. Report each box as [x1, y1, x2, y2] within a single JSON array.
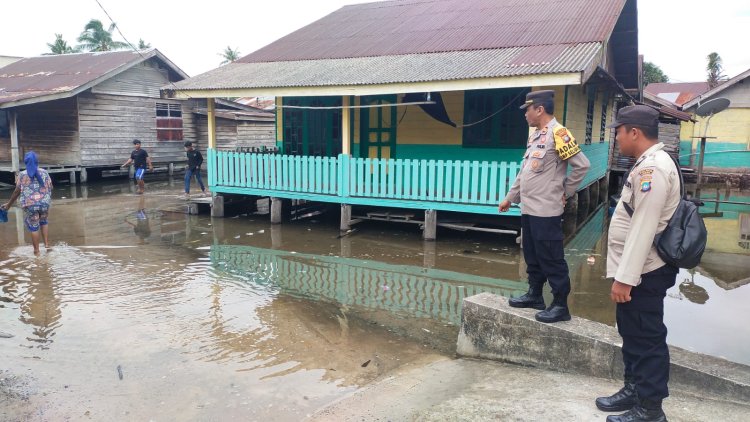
[[360, 95, 397, 160], [282, 97, 342, 157]]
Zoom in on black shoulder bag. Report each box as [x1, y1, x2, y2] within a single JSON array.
[[623, 154, 707, 269]]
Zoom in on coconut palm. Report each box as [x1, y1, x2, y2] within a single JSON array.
[[219, 46, 241, 65], [45, 34, 77, 55], [77, 19, 128, 52], [706, 52, 726, 88], [137, 39, 151, 49]]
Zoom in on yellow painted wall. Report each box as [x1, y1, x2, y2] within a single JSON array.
[[681, 108, 750, 147], [395, 91, 465, 145]]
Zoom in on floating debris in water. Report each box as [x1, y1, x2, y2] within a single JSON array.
[[117, 365, 123, 380], [587, 256, 596, 265], [381, 285, 390, 291], [258, 230, 265, 234], [361, 359, 371, 368], [0, 331, 13, 338]]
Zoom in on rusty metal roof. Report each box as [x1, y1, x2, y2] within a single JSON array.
[[644, 82, 711, 107], [241, 0, 627, 63], [0, 49, 188, 108]]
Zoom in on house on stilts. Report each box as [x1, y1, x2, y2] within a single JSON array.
[[165, 0, 640, 239]]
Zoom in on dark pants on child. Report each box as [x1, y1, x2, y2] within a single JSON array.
[[185, 167, 205, 193]]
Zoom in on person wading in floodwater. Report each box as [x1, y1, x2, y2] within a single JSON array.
[[121, 139, 153, 194], [1, 151, 54, 256]]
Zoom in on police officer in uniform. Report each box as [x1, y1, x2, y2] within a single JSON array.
[[596, 105, 680, 422], [499, 90, 590, 323]]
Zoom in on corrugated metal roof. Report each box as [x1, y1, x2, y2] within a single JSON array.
[[644, 82, 710, 107], [174, 43, 602, 91], [0, 49, 187, 107], [241, 0, 626, 63]]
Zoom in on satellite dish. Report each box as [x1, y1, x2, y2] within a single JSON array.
[[696, 97, 730, 117]]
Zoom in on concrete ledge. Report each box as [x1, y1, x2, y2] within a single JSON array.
[[457, 292, 750, 404]]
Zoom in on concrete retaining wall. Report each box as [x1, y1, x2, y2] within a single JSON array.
[[457, 292, 750, 404]]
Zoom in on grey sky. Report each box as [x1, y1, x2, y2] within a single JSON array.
[[2, 0, 748, 83]]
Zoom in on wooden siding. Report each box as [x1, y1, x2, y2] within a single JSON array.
[[91, 60, 172, 98], [78, 92, 197, 166], [612, 123, 680, 171], [0, 97, 79, 165]]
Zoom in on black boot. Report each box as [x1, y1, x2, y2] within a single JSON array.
[[596, 382, 638, 412], [534, 296, 570, 323], [508, 291, 545, 310], [605, 403, 667, 422]]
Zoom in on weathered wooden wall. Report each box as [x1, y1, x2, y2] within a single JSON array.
[[0, 97, 80, 165]]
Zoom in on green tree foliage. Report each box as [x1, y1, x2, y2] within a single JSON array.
[[219, 46, 241, 65], [706, 52, 726, 88], [137, 39, 151, 49], [643, 62, 669, 85], [77, 19, 128, 52], [45, 34, 77, 55]]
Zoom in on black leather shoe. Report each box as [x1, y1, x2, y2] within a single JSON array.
[[534, 305, 571, 323], [605, 405, 667, 422], [596, 383, 638, 411], [508, 293, 545, 310]]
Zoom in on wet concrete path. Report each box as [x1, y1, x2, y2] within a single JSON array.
[[1, 178, 749, 421]]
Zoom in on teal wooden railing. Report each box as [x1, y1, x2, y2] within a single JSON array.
[[207, 143, 608, 215]]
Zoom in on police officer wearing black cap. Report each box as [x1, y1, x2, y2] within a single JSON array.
[[499, 90, 590, 323], [595, 105, 681, 422]]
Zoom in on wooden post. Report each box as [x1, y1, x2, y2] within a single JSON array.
[[271, 224, 283, 249], [9, 110, 19, 173], [168, 163, 174, 176], [341, 96, 351, 156], [423, 240, 437, 268], [69, 170, 77, 185], [207, 98, 217, 149], [80, 167, 88, 183], [423, 209, 437, 241], [271, 197, 282, 224], [340, 204, 351, 231]]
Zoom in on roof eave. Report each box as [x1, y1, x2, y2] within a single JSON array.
[[165, 72, 584, 99]]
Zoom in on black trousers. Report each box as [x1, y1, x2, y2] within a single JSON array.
[[616, 265, 678, 404], [521, 214, 570, 304]]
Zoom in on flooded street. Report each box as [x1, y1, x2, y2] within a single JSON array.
[[1, 177, 749, 421]]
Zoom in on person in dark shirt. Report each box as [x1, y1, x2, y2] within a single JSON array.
[[121, 139, 153, 194], [183, 141, 207, 198]]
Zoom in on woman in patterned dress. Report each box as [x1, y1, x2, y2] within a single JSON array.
[[1, 152, 54, 256]]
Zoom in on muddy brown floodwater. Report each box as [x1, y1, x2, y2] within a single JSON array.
[[1, 178, 749, 421]]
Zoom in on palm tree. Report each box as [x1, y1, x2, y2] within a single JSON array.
[[137, 39, 151, 49], [219, 46, 241, 65], [77, 19, 128, 52], [45, 34, 77, 55], [706, 52, 726, 88]]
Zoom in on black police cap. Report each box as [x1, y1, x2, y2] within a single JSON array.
[[607, 105, 659, 129], [520, 90, 555, 110]]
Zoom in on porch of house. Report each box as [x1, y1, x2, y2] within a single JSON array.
[[205, 141, 609, 234]]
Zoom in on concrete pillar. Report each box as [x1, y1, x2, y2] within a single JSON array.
[[340, 236, 352, 258], [423, 240, 437, 268], [589, 182, 599, 210], [169, 163, 174, 176], [81, 185, 89, 200], [211, 194, 224, 217], [599, 177, 609, 204], [80, 167, 88, 184], [128, 166, 135, 178], [340, 204, 352, 231], [423, 209, 437, 241], [271, 197, 283, 224], [271, 224, 283, 249], [69, 170, 77, 185], [69, 185, 77, 199], [15, 209, 25, 245]]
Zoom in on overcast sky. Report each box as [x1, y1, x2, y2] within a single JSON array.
[[2, 0, 748, 83]]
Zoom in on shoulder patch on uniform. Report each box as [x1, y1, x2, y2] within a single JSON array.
[[553, 125, 581, 160], [638, 168, 654, 176], [640, 179, 652, 192]]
